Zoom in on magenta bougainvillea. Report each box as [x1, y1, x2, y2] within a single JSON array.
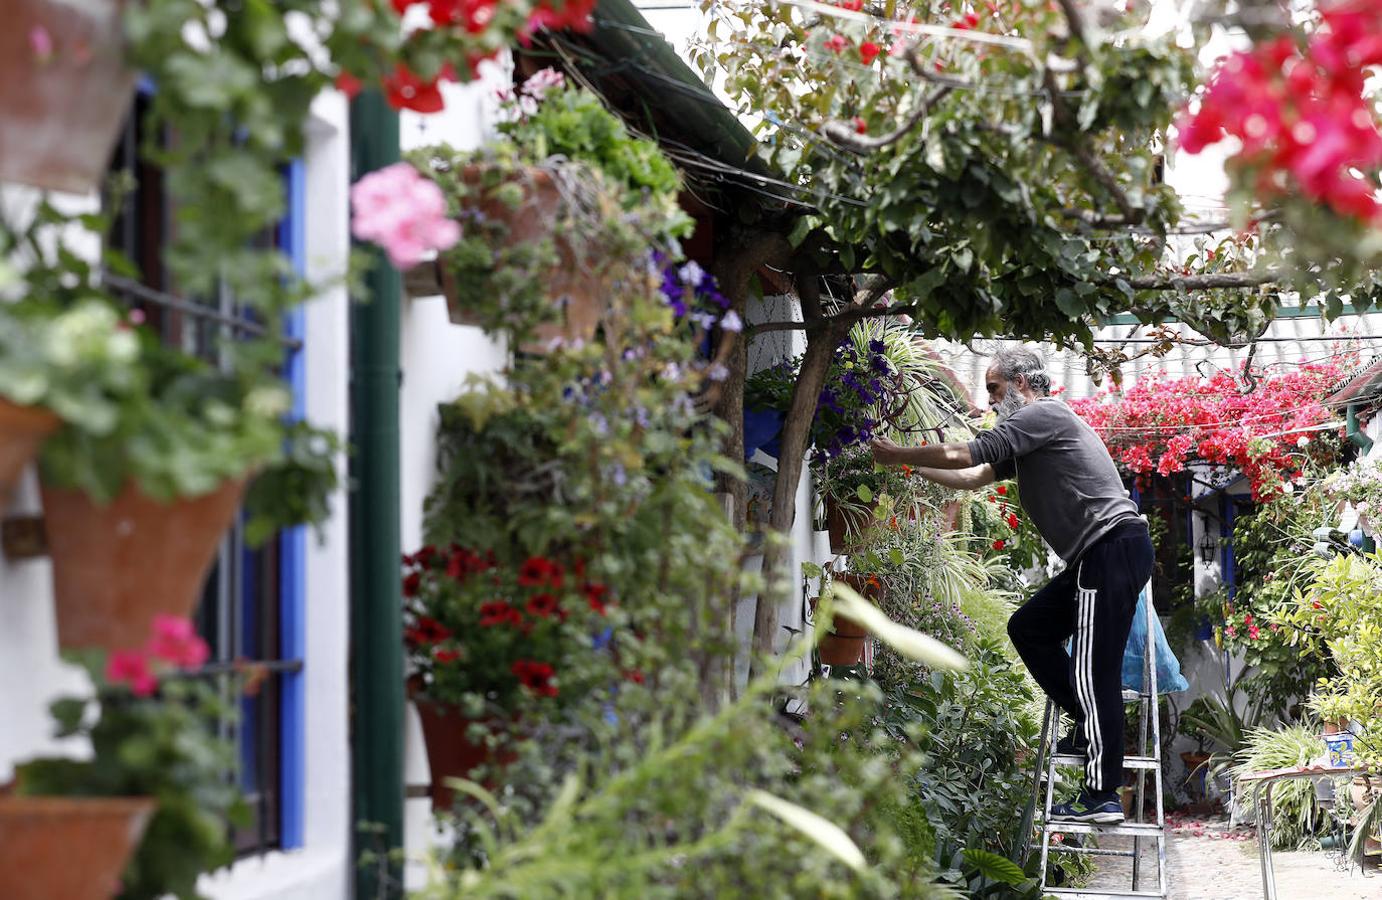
[[1178, 0, 1382, 222], [1069, 359, 1354, 501]]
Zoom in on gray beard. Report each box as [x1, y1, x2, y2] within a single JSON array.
[[994, 389, 1029, 422]]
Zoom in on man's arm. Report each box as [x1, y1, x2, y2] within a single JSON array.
[[870, 437, 974, 470], [911, 463, 998, 491]]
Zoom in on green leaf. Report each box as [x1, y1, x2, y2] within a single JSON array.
[[962, 847, 1026, 885], [856, 484, 874, 503]]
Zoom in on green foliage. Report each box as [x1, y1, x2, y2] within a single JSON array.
[[15, 658, 247, 900], [876, 642, 1063, 896], [1225, 490, 1337, 718], [419, 676, 955, 899], [0, 300, 139, 432], [1231, 726, 1329, 850], [0, 0, 346, 533], [1287, 552, 1382, 766]]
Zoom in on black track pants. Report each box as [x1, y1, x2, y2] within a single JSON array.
[[1007, 520, 1154, 792]]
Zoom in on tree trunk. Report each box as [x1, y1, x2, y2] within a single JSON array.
[[749, 317, 847, 670], [705, 231, 789, 704]]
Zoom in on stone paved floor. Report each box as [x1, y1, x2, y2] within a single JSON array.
[[1071, 815, 1380, 899]]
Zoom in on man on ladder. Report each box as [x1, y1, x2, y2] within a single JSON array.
[[872, 345, 1155, 824]]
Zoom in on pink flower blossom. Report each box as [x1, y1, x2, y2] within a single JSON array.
[[522, 67, 565, 100], [350, 163, 461, 270], [146, 614, 210, 669], [29, 26, 53, 62], [824, 34, 848, 53], [107, 650, 158, 697]]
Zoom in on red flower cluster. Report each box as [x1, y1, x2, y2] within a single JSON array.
[[1179, 0, 1382, 222], [511, 659, 558, 696], [1069, 359, 1351, 501]]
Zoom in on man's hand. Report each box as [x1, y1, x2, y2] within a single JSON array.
[[870, 437, 906, 466]]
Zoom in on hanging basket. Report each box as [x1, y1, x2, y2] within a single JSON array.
[[0, 399, 60, 516], [403, 165, 603, 353], [0, 0, 136, 193], [409, 681, 517, 811], [42, 477, 247, 652], [0, 795, 154, 900]]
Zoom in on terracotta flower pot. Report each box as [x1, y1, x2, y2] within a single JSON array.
[[824, 497, 877, 554], [405, 165, 604, 353], [410, 685, 516, 811], [818, 632, 866, 666], [42, 477, 247, 652], [0, 795, 154, 900], [0, 398, 60, 516], [0, 0, 136, 193]]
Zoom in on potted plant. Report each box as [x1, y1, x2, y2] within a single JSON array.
[[0, 1, 136, 193], [4, 616, 247, 900], [0, 300, 140, 516], [402, 543, 620, 809], [397, 74, 692, 352], [36, 332, 336, 652]]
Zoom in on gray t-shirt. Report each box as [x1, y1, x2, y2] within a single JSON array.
[[966, 397, 1140, 563]]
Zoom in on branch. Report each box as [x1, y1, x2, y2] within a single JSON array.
[[1055, 0, 1094, 55], [1041, 63, 1144, 226], [1122, 270, 1281, 291], [751, 278, 901, 334], [820, 48, 956, 154]]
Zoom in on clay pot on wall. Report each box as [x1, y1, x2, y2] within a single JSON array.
[[402, 166, 603, 354], [0, 1, 136, 193], [824, 498, 877, 555], [0, 795, 155, 900], [409, 681, 517, 811], [42, 477, 247, 652], [0, 399, 60, 516]]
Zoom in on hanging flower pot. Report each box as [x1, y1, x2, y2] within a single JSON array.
[[0, 399, 60, 517], [0, 1, 136, 193], [810, 576, 884, 667], [405, 164, 604, 353], [0, 795, 154, 900], [42, 477, 246, 652], [409, 679, 517, 811]]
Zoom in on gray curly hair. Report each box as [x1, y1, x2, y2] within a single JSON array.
[[991, 346, 1052, 396]]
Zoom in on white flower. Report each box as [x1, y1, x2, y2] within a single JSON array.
[[707, 363, 731, 382], [678, 261, 705, 285], [1358, 501, 1371, 513], [719, 310, 744, 333], [1297, 435, 1311, 447]]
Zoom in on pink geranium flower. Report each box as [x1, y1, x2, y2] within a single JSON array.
[[350, 163, 461, 270], [146, 614, 210, 669], [107, 650, 158, 697]]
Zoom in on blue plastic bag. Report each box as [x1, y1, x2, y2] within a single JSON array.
[[1122, 589, 1189, 694]]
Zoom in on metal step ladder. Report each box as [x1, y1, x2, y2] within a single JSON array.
[[1020, 579, 1168, 900]]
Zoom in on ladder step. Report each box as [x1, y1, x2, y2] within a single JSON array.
[[1045, 890, 1165, 899], [1049, 754, 1159, 770], [1121, 690, 1145, 702], [1044, 821, 1163, 837]]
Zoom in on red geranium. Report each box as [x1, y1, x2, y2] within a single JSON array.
[[512, 660, 558, 697], [584, 583, 610, 615], [518, 556, 564, 588], [526, 592, 561, 618]]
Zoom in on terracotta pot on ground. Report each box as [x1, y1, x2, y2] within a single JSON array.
[[0, 1, 136, 193], [0, 399, 60, 516], [409, 681, 517, 811], [0, 795, 154, 900], [824, 498, 877, 555], [42, 477, 247, 652], [404, 166, 603, 353]]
